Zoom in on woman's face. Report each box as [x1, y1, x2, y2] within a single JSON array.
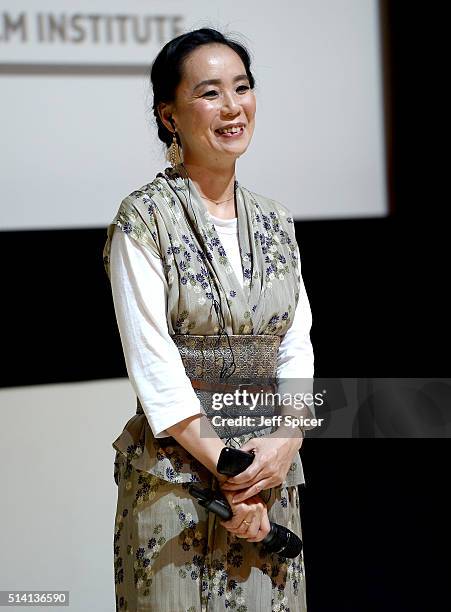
[[164, 43, 256, 167]]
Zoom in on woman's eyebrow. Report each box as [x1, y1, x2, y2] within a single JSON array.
[[192, 74, 249, 93]]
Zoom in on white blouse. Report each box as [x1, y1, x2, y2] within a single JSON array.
[[109, 212, 314, 438]]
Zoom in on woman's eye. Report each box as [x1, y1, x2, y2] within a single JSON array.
[[202, 85, 250, 97]]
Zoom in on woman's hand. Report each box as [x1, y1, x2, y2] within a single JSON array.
[[219, 434, 302, 503], [219, 487, 271, 542]]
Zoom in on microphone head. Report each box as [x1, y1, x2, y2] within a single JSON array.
[[278, 531, 303, 559], [263, 524, 303, 559]]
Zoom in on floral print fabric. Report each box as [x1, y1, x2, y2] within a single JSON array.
[[103, 163, 301, 338], [114, 450, 307, 612]]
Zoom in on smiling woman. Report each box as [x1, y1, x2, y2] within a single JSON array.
[[103, 26, 314, 612], [156, 41, 257, 200]]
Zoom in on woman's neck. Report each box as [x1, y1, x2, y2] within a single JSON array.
[[181, 160, 237, 218]]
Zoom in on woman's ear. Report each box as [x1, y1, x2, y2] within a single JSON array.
[[158, 103, 175, 132]]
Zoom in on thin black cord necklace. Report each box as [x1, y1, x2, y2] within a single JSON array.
[[180, 161, 242, 446]]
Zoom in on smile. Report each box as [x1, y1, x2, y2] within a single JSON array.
[[214, 126, 245, 138]]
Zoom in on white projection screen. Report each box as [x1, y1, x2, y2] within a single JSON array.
[[0, 0, 387, 229]]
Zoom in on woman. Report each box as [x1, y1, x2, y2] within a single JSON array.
[[103, 27, 314, 612]]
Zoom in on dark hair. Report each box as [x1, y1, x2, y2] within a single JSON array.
[[150, 27, 256, 149]]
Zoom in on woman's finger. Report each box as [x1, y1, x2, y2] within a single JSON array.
[[221, 462, 267, 488], [221, 458, 278, 489], [221, 474, 276, 493], [232, 478, 274, 503], [247, 508, 271, 542], [235, 503, 263, 537], [221, 485, 255, 502], [243, 510, 262, 539], [219, 497, 265, 534], [222, 448, 277, 487], [220, 501, 258, 531], [235, 511, 260, 538]]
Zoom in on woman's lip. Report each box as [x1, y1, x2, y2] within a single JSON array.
[[215, 126, 245, 137]]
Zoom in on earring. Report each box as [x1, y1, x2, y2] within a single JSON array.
[[168, 130, 183, 167]]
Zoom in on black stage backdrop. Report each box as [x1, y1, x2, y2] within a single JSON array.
[[1, 2, 448, 610]]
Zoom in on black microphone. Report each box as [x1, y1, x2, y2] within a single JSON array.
[[188, 448, 303, 558]]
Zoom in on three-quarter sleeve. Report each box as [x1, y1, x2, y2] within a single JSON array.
[[276, 248, 314, 379], [109, 225, 205, 438]]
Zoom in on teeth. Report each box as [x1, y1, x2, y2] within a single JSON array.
[[217, 126, 243, 134]]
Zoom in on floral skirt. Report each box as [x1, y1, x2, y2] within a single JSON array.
[[113, 449, 307, 612]]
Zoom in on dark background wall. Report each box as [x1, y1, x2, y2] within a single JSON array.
[[1, 2, 448, 610]]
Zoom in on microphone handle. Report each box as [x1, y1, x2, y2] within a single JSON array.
[[202, 497, 232, 520]]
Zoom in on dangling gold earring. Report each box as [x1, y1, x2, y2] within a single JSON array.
[[168, 130, 183, 167]]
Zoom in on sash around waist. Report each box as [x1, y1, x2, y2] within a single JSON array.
[[137, 333, 282, 437], [169, 333, 281, 380]]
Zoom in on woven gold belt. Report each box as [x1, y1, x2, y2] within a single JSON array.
[[136, 334, 281, 437], [190, 379, 277, 393]]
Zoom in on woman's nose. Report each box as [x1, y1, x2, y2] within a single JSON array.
[[221, 91, 240, 114]]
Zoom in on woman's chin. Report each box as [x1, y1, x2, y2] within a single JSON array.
[[216, 141, 251, 158]]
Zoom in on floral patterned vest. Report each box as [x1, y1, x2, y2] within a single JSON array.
[[103, 163, 306, 488]]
